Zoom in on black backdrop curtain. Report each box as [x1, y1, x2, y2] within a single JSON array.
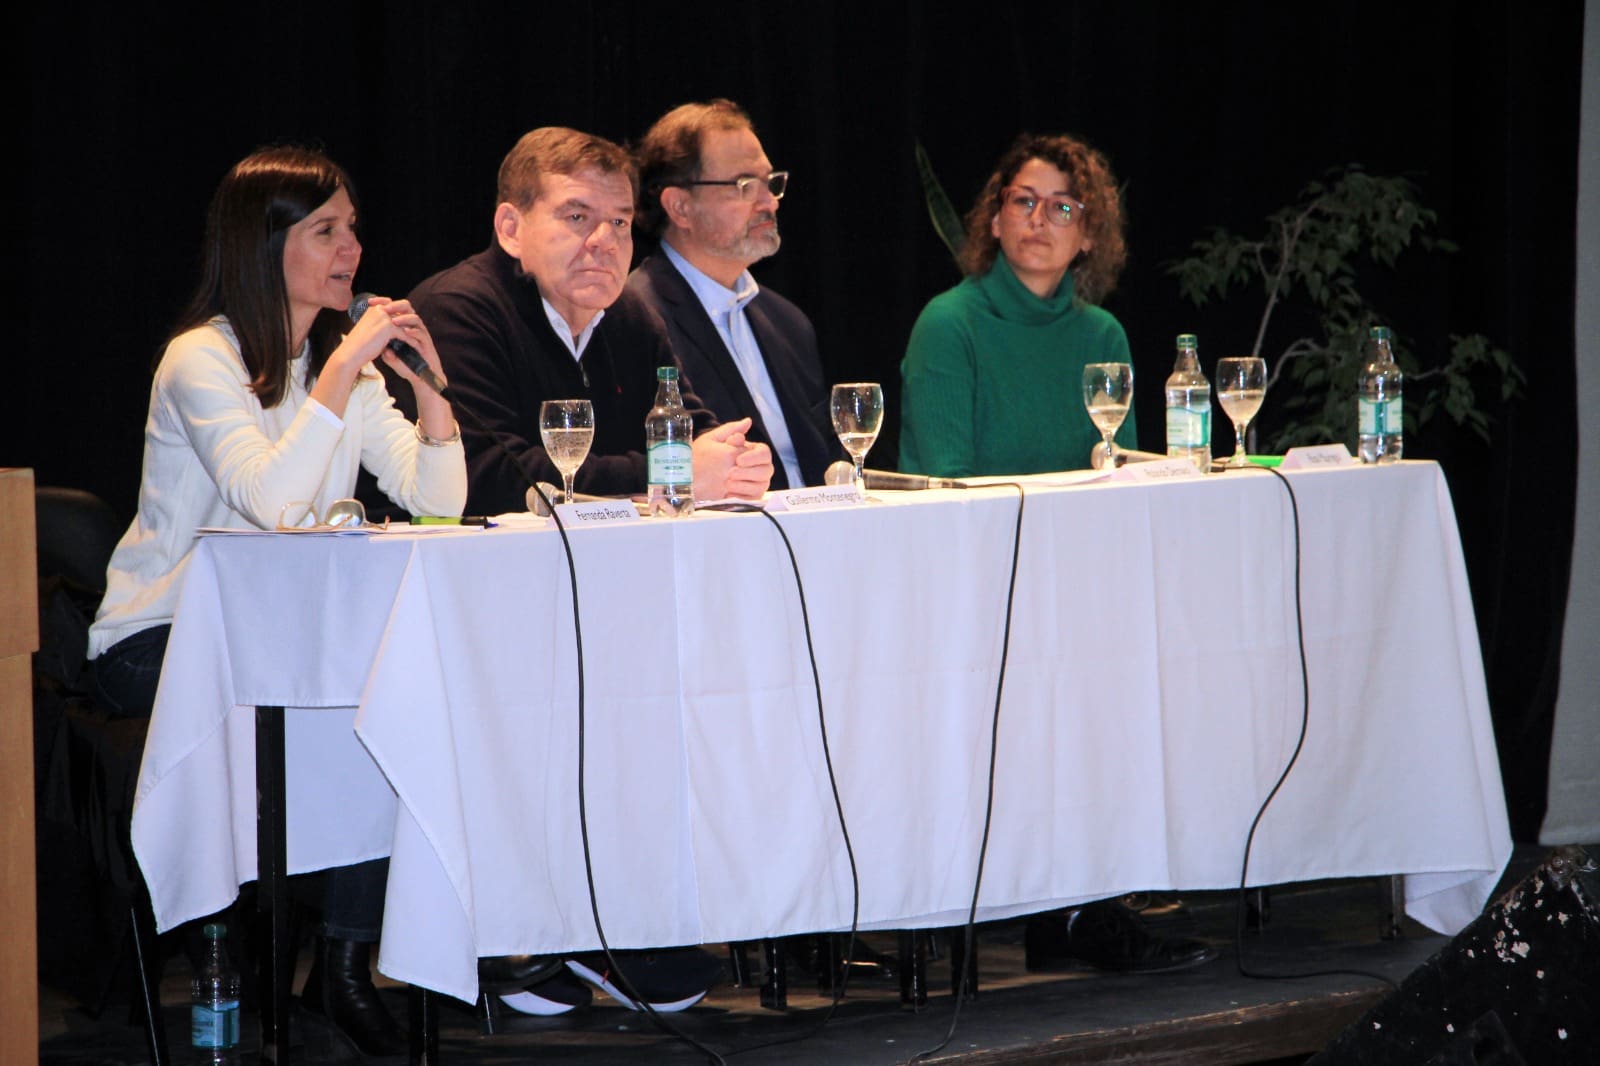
[[21, 1, 1582, 839]]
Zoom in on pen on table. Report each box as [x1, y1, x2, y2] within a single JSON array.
[[409, 516, 497, 527]]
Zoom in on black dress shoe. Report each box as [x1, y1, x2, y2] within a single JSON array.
[[300, 936, 407, 1060], [1025, 901, 1217, 974], [478, 954, 566, 993]]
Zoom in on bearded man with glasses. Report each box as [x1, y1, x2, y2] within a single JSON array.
[[627, 100, 839, 490], [899, 132, 1141, 479]]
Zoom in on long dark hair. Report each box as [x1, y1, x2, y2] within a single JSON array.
[[959, 132, 1127, 304], [169, 146, 355, 408]]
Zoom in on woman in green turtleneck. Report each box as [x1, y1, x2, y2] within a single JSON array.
[[900, 132, 1136, 478]]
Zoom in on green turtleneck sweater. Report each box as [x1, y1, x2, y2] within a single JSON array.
[[899, 256, 1135, 477]]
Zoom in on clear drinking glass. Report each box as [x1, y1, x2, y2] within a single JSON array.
[[539, 399, 595, 504], [1082, 362, 1134, 469], [1215, 357, 1267, 468], [830, 383, 884, 492]]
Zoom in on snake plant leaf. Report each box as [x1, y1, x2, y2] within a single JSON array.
[[916, 141, 966, 268]]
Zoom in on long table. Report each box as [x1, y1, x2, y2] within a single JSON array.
[[132, 461, 1512, 1004]]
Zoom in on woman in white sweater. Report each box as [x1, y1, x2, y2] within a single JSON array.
[[89, 146, 465, 1059]]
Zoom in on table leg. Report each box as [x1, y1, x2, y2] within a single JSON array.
[[256, 706, 292, 1064]]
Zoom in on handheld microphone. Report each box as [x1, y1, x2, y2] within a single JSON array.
[[823, 461, 969, 490], [1088, 445, 1168, 470], [348, 293, 450, 398], [526, 482, 634, 516]]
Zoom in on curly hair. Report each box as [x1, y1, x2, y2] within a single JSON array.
[[635, 99, 754, 238], [958, 132, 1127, 304]]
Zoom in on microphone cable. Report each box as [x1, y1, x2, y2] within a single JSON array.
[[907, 481, 1027, 1064], [692, 502, 864, 1060], [1229, 465, 1398, 992], [431, 399, 734, 1062]]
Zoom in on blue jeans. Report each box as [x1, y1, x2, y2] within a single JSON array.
[[96, 624, 387, 940], [92, 624, 170, 717], [320, 859, 388, 942]]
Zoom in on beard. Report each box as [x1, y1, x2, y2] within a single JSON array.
[[696, 207, 782, 265]]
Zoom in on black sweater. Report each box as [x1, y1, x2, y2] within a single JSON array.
[[406, 243, 715, 515]]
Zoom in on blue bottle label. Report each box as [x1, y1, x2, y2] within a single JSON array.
[[192, 1000, 240, 1048]]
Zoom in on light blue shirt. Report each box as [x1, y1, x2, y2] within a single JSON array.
[[542, 298, 604, 362], [661, 242, 805, 489]]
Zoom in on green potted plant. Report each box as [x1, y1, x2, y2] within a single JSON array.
[[1166, 166, 1523, 453]]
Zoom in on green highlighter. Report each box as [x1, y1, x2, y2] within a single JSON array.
[[409, 516, 496, 527]]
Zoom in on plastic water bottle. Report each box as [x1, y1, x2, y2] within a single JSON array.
[[646, 366, 695, 517], [1358, 326, 1404, 463], [1164, 333, 1211, 473], [191, 923, 241, 1065]]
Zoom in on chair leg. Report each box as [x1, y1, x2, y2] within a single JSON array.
[[758, 938, 787, 1011], [815, 934, 842, 995], [409, 985, 441, 1063], [727, 941, 755, 988], [476, 987, 502, 1035], [129, 894, 171, 1065], [1245, 886, 1272, 931], [897, 930, 927, 1012], [1379, 874, 1406, 940], [947, 925, 978, 1001]]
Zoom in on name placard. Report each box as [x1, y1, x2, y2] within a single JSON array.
[[552, 500, 642, 525], [1281, 443, 1355, 470], [1112, 458, 1206, 483], [765, 485, 864, 511]]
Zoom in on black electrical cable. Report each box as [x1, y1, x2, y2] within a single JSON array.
[[907, 482, 1027, 1064], [541, 489, 868, 1063], [1229, 465, 1398, 992], [441, 406, 731, 1063], [694, 502, 864, 1059]]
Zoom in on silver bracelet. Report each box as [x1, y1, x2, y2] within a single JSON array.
[[415, 420, 462, 447]]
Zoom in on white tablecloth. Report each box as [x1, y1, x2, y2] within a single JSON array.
[[132, 462, 1512, 1002]]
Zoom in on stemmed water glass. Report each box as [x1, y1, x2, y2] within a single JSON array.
[[1215, 357, 1267, 468], [1081, 363, 1134, 469], [830, 383, 884, 493], [539, 399, 595, 504]]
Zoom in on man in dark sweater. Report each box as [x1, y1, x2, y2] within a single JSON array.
[[408, 126, 773, 515], [403, 127, 747, 1013], [626, 100, 837, 490]]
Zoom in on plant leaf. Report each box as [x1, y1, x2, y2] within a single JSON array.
[[916, 141, 966, 269]]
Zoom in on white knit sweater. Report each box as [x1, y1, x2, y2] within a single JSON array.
[[89, 318, 466, 657]]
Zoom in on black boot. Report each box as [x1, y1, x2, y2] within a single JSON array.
[[300, 936, 407, 1059]]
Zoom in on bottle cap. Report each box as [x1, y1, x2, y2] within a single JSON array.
[[657, 366, 678, 381], [203, 923, 227, 939], [1369, 326, 1393, 341], [1176, 333, 1198, 349]]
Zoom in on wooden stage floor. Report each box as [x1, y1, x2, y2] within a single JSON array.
[[41, 859, 1530, 1066]]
